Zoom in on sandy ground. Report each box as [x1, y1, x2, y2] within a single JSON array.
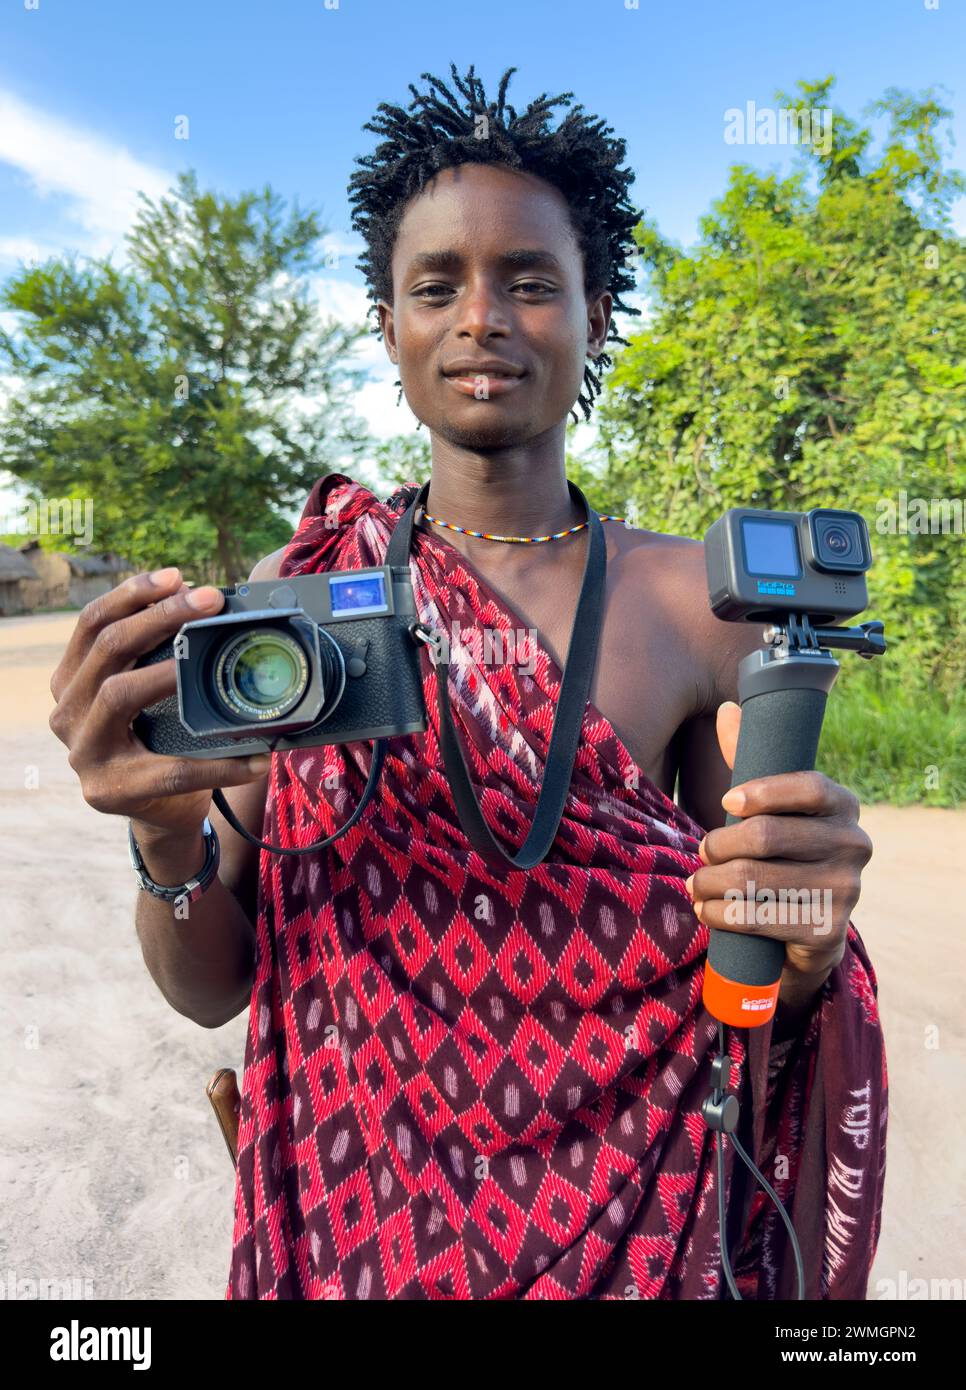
[[1, 610, 963, 1300]]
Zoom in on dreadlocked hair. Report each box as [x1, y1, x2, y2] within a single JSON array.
[[347, 62, 643, 425]]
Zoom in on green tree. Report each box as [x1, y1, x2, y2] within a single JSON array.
[[367, 433, 432, 494], [0, 171, 371, 580], [591, 78, 966, 700]]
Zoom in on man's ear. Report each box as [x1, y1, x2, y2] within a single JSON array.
[[377, 301, 397, 363], [587, 289, 613, 358]]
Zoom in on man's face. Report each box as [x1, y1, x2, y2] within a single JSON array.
[[378, 162, 612, 449]]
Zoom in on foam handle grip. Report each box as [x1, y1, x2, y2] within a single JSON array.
[[702, 685, 829, 1028]]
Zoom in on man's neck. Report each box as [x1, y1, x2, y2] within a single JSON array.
[[422, 433, 583, 539]]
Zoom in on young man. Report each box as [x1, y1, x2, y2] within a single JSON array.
[[49, 64, 886, 1300]]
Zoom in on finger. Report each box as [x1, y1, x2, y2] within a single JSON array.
[[687, 855, 856, 912], [715, 701, 741, 772], [697, 812, 854, 868], [53, 655, 177, 751], [720, 770, 851, 820], [70, 658, 181, 757], [53, 583, 224, 734], [688, 886, 847, 945], [50, 568, 185, 701], [80, 749, 272, 815]]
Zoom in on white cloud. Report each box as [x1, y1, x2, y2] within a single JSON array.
[[619, 290, 653, 323], [312, 274, 372, 331], [310, 273, 415, 438], [319, 232, 365, 267], [0, 88, 171, 256], [0, 235, 65, 267], [354, 373, 421, 439]]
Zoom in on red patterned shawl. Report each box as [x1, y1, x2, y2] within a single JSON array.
[[225, 474, 888, 1301]]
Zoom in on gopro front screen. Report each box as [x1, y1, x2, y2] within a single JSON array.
[[740, 518, 802, 579], [328, 572, 389, 617]]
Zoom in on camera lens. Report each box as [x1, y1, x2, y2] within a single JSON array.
[[824, 525, 851, 555], [812, 511, 868, 571], [235, 643, 299, 704], [215, 629, 309, 721]]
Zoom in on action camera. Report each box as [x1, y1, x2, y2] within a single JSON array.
[[704, 507, 873, 624]]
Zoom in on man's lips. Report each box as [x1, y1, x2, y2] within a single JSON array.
[[442, 370, 527, 398]]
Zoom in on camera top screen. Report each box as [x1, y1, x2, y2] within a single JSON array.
[[740, 517, 802, 578], [328, 572, 389, 617]]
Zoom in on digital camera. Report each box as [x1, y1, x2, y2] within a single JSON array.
[[133, 566, 428, 759]]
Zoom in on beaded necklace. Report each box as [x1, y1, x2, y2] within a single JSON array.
[[418, 505, 627, 544]]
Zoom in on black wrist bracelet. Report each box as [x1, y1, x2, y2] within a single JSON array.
[[128, 818, 221, 905]]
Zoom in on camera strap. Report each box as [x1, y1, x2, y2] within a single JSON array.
[[387, 479, 608, 872], [211, 738, 388, 856]]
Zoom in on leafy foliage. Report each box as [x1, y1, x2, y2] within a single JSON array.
[[589, 78, 966, 704], [366, 433, 432, 495], [0, 171, 371, 580]]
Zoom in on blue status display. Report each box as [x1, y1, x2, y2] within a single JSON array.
[[328, 572, 389, 617], [741, 518, 802, 578]]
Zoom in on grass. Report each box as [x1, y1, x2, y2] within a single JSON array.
[[819, 674, 966, 807]]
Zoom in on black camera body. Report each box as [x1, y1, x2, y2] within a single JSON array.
[[134, 565, 428, 759], [704, 507, 872, 624]]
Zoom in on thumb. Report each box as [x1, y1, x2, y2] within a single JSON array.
[[716, 700, 742, 772]]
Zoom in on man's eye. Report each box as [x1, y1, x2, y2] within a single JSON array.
[[413, 282, 554, 298]]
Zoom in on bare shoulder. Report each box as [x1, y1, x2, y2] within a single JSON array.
[[616, 523, 704, 582], [248, 546, 288, 582], [614, 522, 709, 616], [615, 525, 766, 710]]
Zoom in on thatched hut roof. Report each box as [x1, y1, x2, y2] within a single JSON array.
[[0, 543, 39, 582], [65, 552, 131, 577]]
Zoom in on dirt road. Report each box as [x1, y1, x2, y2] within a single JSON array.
[[1, 612, 962, 1299]]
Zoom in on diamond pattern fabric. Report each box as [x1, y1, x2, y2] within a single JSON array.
[[225, 474, 887, 1300]]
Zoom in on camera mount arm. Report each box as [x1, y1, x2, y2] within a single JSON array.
[[765, 613, 886, 659]]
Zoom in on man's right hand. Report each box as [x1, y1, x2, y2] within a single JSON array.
[[49, 566, 272, 840]]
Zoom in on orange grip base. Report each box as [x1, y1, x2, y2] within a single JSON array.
[[703, 961, 781, 1028]]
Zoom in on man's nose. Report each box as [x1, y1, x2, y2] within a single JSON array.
[[453, 276, 511, 337]]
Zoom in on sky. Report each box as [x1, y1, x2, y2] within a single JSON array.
[[1, 0, 964, 505]]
